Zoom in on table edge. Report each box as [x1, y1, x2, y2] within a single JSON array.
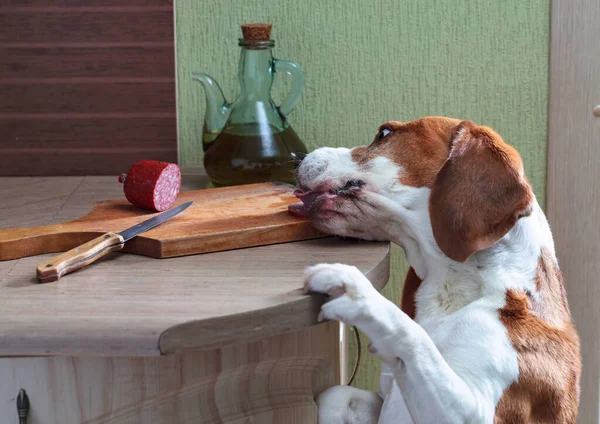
[[158, 244, 391, 355], [0, 243, 391, 358]]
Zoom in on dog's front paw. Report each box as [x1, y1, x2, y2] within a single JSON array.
[[303, 263, 375, 298], [303, 263, 378, 325]]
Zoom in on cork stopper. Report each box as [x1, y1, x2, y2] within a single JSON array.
[[241, 24, 272, 41]]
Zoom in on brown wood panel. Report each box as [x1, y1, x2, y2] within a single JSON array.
[[0, 1, 177, 176], [0, 46, 174, 78], [1, 0, 172, 6], [0, 11, 174, 43], [0, 116, 176, 149], [0, 149, 177, 176], [0, 81, 175, 114]]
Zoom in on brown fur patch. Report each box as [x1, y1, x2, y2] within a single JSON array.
[[351, 117, 460, 187], [428, 122, 533, 262], [529, 248, 572, 327], [495, 259, 581, 423], [352, 117, 533, 263], [400, 266, 422, 319]]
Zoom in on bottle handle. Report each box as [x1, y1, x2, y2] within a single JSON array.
[[273, 59, 304, 118]]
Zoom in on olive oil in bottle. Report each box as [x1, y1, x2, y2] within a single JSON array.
[[193, 23, 308, 187]]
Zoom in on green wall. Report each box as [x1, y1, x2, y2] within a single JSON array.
[[175, 0, 550, 391]]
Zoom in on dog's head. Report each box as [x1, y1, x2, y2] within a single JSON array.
[[292, 117, 533, 262]]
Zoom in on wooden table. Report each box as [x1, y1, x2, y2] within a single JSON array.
[[0, 175, 390, 424]]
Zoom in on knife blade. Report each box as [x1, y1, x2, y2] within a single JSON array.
[[36, 201, 193, 283]]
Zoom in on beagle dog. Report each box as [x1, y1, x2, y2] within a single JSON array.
[[290, 117, 581, 423]]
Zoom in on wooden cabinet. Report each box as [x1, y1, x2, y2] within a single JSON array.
[[1, 324, 338, 424]]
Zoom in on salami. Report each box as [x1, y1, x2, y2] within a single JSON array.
[[118, 160, 181, 211]]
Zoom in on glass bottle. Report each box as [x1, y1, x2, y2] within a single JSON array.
[[192, 24, 308, 187]]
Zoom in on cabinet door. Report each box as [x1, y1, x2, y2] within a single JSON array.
[[547, 1, 600, 422]]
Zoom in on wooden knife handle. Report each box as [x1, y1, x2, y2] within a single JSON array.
[[36, 232, 125, 283]]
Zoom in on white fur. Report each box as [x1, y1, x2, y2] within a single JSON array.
[[298, 145, 556, 423]]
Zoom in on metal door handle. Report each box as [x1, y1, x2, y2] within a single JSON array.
[[594, 105, 600, 117]]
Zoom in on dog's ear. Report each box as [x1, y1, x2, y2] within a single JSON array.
[[429, 121, 533, 262]]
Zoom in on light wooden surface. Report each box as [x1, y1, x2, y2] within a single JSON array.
[[0, 182, 324, 261], [1, 321, 339, 424], [547, 0, 600, 422], [0, 175, 389, 423], [0, 176, 390, 356]]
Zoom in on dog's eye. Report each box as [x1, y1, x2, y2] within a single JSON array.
[[377, 128, 392, 141]]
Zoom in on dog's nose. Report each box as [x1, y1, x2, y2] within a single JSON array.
[[344, 179, 365, 189], [337, 179, 365, 194]]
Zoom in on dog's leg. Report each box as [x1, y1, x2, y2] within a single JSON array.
[[304, 263, 493, 424], [316, 385, 382, 424]]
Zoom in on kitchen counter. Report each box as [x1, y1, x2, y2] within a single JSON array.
[[0, 174, 390, 424]]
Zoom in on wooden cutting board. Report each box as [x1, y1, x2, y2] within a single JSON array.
[[0, 182, 325, 261]]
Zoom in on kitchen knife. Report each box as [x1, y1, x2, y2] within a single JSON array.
[[36, 201, 193, 283]]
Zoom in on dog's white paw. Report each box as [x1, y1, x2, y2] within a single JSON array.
[[303, 263, 374, 298], [303, 263, 414, 359], [303, 263, 377, 325]]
